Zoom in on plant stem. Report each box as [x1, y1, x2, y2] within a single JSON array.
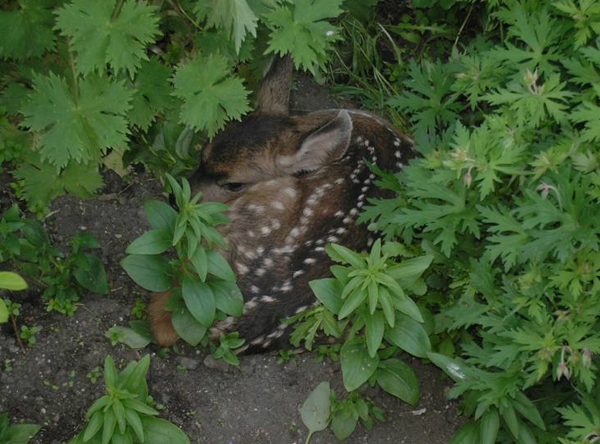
[[11, 313, 26, 353]]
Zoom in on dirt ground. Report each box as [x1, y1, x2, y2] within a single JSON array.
[[0, 75, 464, 444]]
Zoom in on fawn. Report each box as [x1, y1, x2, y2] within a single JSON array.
[[149, 56, 415, 352]]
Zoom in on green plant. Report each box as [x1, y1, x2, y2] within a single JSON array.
[[0, 205, 108, 315], [0, 0, 361, 211], [0, 413, 40, 444], [0, 271, 27, 324], [121, 175, 243, 348], [294, 239, 432, 406], [69, 355, 189, 444], [212, 332, 245, 367], [87, 366, 101, 384], [344, 0, 600, 442], [130, 298, 147, 320], [19, 325, 39, 346]]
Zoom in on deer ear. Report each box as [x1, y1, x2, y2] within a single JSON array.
[[278, 110, 353, 174], [256, 54, 293, 116]]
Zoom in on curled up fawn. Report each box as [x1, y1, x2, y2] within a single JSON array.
[[149, 56, 415, 352]]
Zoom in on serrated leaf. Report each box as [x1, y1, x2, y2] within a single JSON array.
[[0, 0, 56, 60], [56, 0, 161, 76], [195, 0, 258, 53], [20, 73, 132, 168], [172, 53, 251, 137]]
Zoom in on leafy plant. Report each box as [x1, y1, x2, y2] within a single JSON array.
[[295, 240, 432, 407], [121, 175, 243, 350], [69, 355, 189, 444], [0, 205, 108, 315], [19, 325, 39, 346], [212, 332, 245, 366], [0, 413, 40, 444], [0, 271, 27, 324], [0, 0, 354, 211]]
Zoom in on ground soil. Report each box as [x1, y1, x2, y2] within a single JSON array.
[[0, 74, 464, 444]]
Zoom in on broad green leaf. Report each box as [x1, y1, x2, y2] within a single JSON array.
[[140, 417, 190, 444], [328, 243, 365, 268], [102, 409, 116, 444], [56, 0, 161, 76], [384, 314, 431, 358], [206, 250, 236, 281], [144, 200, 177, 232], [300, 382, 331, 441], [74, 253, 109, 294], [481, 409, 500, 444], [386, 254, 433, 287], [104, 356, 117, 387], [427, 352, 471, 382], [5, 423, 42, 443], [513, 392, 546, 431], [448, 421, 480, 444], [105, 326, 151, 349], [338, 287, 367, 319], [121, 355, 151, 395], [121, 255, 173, 292], [122, 399, 159, 416], [124, 409, 144, 443], [182, 277, 216, 327], [365, 311, 385, 357], [172, 308, 207, 346], [340, 339, 379, 391], [309, 278, 343, 314], [393, 294, 424, 323], [20, 73, 133, 168], [0, 271, 28, 291], [126, 230, 172, 255], [331, 408, 358, 440], [172, 53, 251, 137], [190, 247, 208, 281], [210, 279, 243, 316], [0, 299, 9, 324], [375, 358, 420, 406], [84, 411, 104, 442]]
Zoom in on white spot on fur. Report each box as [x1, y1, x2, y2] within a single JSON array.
[[295, 305, 309, 314], [350, 208, 359, 216], [272, 201, 284, 210], [261, 295, 276, 303], [261, 226, 272, 236], [343, 217, 352, 224], [284, 187, 296, 197], [335, 178, 344, 184], [336, 228, 347, 235], [328, 236, 339, 243], [303, 208, 314, 217], [272, 219, 281, 230], [256, 268, 266, 276], [361, 186, 368, 192], [334, 211, 344, 217], [293, 270, 305, 278], [304, 258, 316, 264], [394, 139, 401, 147], [236, 263, 249, 274], [251, 285, 260, 293]]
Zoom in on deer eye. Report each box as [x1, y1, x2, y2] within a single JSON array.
[[222, 182, 245, 192]]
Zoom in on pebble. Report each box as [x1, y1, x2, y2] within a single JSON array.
[[177, 357, 200, 371]]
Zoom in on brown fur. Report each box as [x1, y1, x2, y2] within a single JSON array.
[[148, 57, 415, 352]]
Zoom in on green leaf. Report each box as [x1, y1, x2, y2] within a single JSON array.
[[328, 244, 365, 268], [101, 409, 116, 444], [122, 399, 159, 417], [206, 250, 236, 281], [190, 247, 209, 281], [448, 421, 480, 444], [128, 57, 173, 130], [500, 402, 519, 439], [83, 411, 104, 442], [340, 338, 379, 391], [265, 0, 343, 73], [172, 53, 251, 137], [172, 308, 207, 346], [338, 288, 367, 319], [0, 0, 56, 59], [375, 358, 420, 406], [384, 313, 431, 358], [0, 299, 9, 324], [481, 409, 500, 444], [386, 254, 433, 287], [144, 200, 177, 233], [56, 0, 161, 76], [20, 73, 133, 168], [15, 149, 104, 210], [195, 0, 258, 53], [0, 271, 28, 291], [126, 230, 172, 255], [124, 409, 144, 443], [5, 423, 42, 444], [104, 356, 117, 387], [140, 417, 190, 444], [393, 295, 424, 323], [331, 407, 358, 440], [300, 382, 331, 441], [121, 255, 173, 292], [513, 392, 546, 431], [105, 326, 151, 349], [74, 253, 109, 294], [365, 311, 385, 357], [182, 277, 216, 327], [426, 352, 471, 382], [210, 279, 243, 317], [309, 278, 344, 314]]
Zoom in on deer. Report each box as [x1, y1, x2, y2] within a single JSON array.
[[148, 56, 415, 352]]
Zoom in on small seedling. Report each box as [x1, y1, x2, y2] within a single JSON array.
[[130, 297, 147, 319], [212, 332, 245, 367], [19, 325, 40, 346], [86, 366, 101, 384], [277, 349, 297, 365]]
